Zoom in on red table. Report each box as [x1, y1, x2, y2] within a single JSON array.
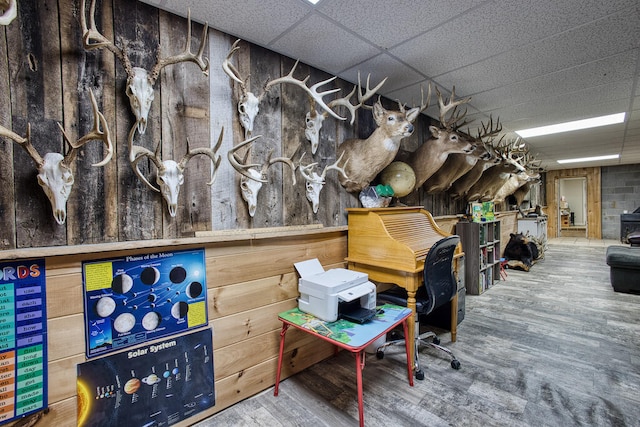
[[274, 304, 414, 427]]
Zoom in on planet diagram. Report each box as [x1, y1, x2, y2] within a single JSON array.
[[124, 378, 141, 394]]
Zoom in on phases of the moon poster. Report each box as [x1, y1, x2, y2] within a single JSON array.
[[82, 248, 208, 358]]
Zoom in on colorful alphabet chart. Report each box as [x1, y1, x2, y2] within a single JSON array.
[[82, 248, 208, 358], [0, 258, 48, 423], [77, 328, 215, 426]]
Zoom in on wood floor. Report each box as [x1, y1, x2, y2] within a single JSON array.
[[197, 240, 640, 426]]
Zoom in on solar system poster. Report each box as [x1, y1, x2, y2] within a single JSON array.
[[82, 248, 208, 358], [77, 328, 215, 426]]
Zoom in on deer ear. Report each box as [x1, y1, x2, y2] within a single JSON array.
[[429, 125, 440, 138], [373, 101, 386, 125], [406, 106, 421, 123]]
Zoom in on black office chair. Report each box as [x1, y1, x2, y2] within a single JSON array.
[[376, 235, 461, 380]]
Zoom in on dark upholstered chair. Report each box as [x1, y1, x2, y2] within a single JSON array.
[[376, 235, 461, 380]]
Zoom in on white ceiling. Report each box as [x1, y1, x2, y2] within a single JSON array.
[[141, 0, 640, 171]]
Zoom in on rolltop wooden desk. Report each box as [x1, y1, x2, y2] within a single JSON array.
[[345, 207, 463, 370]]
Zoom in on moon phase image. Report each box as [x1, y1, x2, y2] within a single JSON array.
[[169, 266, 187, 284], [171, 301, 189, 319], [141, 311, 161, 331], [113, 312, 136, 333], [95, 296, 116, 317], [186, 281, 203, 299], [140, 267, 160, 285], [111, 273, 134, 294], [124, 378, 141, 394]]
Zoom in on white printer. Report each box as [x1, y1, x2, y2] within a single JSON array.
[[294, 258, 377, 323]]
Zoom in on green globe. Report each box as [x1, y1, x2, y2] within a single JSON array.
[[380, 161, 416, 197]]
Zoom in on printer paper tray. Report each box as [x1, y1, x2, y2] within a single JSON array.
[[337, 283, 373, 302]]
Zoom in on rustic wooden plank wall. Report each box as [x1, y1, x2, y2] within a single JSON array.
[[0, 0, 530, 251]]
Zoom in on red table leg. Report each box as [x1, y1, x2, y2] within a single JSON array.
[[401, 318, 414, 386], [354, 351, 365, 427], [274, 323, 289, 396]]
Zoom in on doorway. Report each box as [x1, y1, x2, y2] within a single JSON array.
[[558, 177, 587, 237]]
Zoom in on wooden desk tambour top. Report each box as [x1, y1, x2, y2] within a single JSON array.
[[345, 207, 460, 274]]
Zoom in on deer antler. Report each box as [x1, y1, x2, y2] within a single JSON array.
[[222, 39, 247, 92], [0, 0, 17, 26], [323, 73, 388, 125], [149, 9, 209, 84], [177, 128, 224, 186], [129, 126, 164, 192], [0, 123, 42, 167], [475, 115, 503, 141], [227, 135, 266, 182], [436, 86, 471, 130], [80, 0, 133, 76], [397, 82, 432, 116], [58, 90, 113, 168], [263, 60, 344, 121], [264, 150, 297, 186]]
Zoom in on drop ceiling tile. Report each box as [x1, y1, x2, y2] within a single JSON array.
[[317, 0, 486, 49], [339, 54, 424, 93], [269, 14, 381, 75]]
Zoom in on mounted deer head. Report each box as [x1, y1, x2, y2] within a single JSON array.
[[305, 73, 386, 154], [0, 90, 113, 224], [128, 126, 223, 217], [227, 135, 296, 217], [406, 86, 476, 189], [298, 152, 348, 213], [422, 115, 502, 193], [81, 0, 209, 134], [336, 84, 430, 193], [223, 39, 346, 138], [0, 0, 17, 25]]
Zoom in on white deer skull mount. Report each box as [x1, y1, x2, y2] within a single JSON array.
[[305, 73, 387, 155], [223, 39, 346, 138], [128, 127, 224, 217], [0, 0, 17, 25], [81, 0, 209, 134], [298, 152, 349, 214], [0, 90, 113, 224], [227, 135, 296, 217]]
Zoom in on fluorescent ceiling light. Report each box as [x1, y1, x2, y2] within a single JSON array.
[[306, 0, 321, 4], [516, 113, 626, 138], [557, 154, 619, 164]]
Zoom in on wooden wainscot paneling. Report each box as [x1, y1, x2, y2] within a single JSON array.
[[1, 226, 348, 426]]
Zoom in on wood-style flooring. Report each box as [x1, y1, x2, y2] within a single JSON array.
[[197, 240, 640, 426]]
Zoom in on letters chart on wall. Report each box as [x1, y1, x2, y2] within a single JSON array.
[[82, 248, 208, 358], [0, 258, 48, 423]]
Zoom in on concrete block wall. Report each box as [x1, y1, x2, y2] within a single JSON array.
[[601, 164, 640, 240]]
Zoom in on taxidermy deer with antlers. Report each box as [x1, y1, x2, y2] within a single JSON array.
[[422, 116, 502, 193], [0, 0, 17, 25], [128, 126, 223, 218], [223, 39, 345, 138], [336, 85, 430, 193], [0, 90, 113, 224], [81, 0, 209, 134], [404, 86, 476, 190], [305, 73, 386, 155], [227, 135, 296, 217]]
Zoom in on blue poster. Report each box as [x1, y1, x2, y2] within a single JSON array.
[[82, 248, 208, 358], [0, 258, 48, 423], [77, 328, 215, 426]]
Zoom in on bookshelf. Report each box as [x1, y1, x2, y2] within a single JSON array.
[[455, 220, 501, 295]]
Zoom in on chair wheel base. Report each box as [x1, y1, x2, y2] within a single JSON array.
[[415, 369, 425, 380], [451, 359, 461, 370]]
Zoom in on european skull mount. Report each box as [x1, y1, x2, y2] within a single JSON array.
[[128, 126, 224, 218], [298, 152, 349, 214], [0, 90, 113, 224], [227, 135, 296, 217], [81, 0, 210, 134], [223, 39, 346, 138]]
